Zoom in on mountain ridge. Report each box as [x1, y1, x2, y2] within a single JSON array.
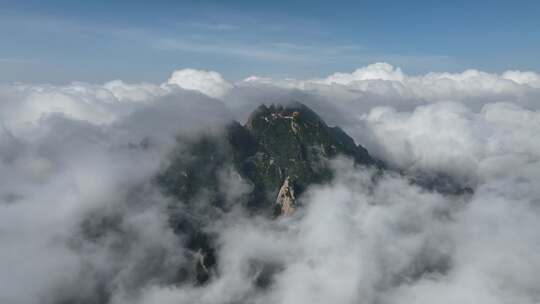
[[156, 101, 471, 285]]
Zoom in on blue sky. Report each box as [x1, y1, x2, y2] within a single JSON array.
[[1, 0, 539, 83]]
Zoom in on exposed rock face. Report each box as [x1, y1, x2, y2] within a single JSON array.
[[275, 176, 296, 216], [240, 102, 378, 210], [158, 102, 379, 217]]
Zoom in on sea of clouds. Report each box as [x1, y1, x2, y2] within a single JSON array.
[[1, 63, 540, 304]]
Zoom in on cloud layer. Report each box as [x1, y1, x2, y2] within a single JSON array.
[[1, 63, 540, 304]]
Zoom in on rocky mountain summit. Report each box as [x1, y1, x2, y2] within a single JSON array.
[[159, 101, 379, 217], [155, 101, 470, 285], [240, 102, 378, 213]]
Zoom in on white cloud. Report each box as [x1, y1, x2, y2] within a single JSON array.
[[363, 101, 540, 185], [1, 63, 540, 304], [0, 86, 233, 304], [166, 69, 233, 98], [104, 80, 165, 103], [502, 70, 540, 88], [0, 83, 119, 130], [320, 62, 406, 84], [240, 63, 540, 112], [0, 74, 227, 134]]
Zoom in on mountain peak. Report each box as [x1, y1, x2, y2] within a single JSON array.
[[160, 101, 377, 217], [245, 101, 326, 131], [237, 102, 377, 214]]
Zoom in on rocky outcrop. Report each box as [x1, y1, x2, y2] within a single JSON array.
[[275, 176, 296, 216], [159, 101, 379, 214], [240, 102, 378, 210]]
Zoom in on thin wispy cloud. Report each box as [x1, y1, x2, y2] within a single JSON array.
[[153, 37, 314, 63], [0, 9, 462, 82], [0, 58, 34, 63], [3, 12, 443, 68], [186, 21, 239, 31]]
